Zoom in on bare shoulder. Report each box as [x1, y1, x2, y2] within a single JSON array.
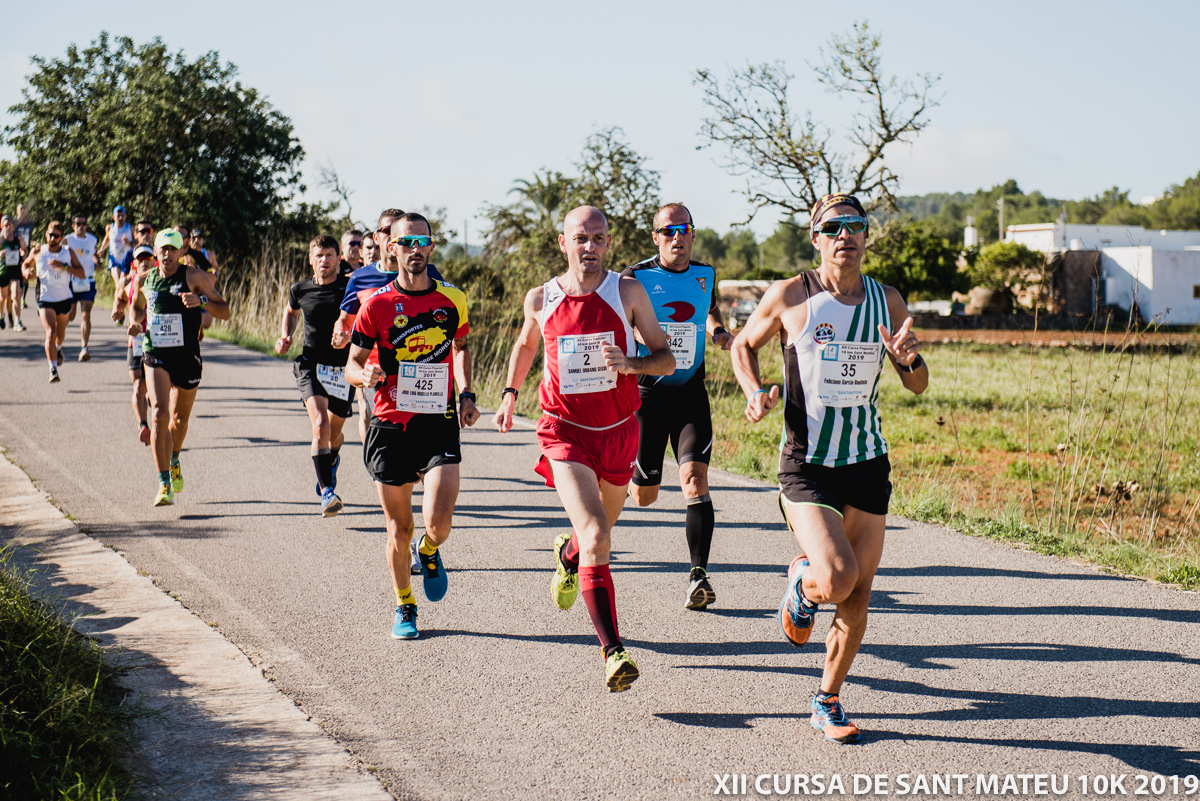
[[524, 284, 545, 314]]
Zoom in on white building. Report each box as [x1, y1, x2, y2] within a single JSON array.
[[1005, 223, 1200, 324]]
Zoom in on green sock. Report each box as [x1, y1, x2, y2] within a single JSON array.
[[158, 470, 171, 486], [395, 586, 416, 606], [418, 536, 438, 557], [171, 451, 180, 466]]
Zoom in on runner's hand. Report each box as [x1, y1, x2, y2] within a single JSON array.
[[602, 343, 633, 374], [274, 335, 291, 356], [331, 328, 349, 348], [127, 322, 141, 337], [713, 330, 734, 351], [492, 395, 515, 433], [459, 398, 480, 428], [877, 316, 920, 367], [744, 385, 780, 423]]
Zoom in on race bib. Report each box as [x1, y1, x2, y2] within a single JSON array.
[[132, 334, 145, 357], [71, 275, 91, 293], [663, 322, 696, 371], [817, 342, 882, 407], [147, 312, 184, 348], [392, 362, 450, 414], [3, 249, 17, 267], [316, 363, 351, 401], [557, 332, 616, 394]]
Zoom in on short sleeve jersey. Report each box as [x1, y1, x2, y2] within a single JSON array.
[[538, 270, 640, 429], [351, 278, 468, 429], [288, 274, 351, 366], [341, 262, 445, 370], [622, 256, 718, 388], [35, 246, 74, 303]]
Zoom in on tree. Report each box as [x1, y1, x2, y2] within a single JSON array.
[[862, 218, 966, 301], [968, 241, 1047, 308], [0, 32, 305, 257], [1146, 171, 1200, 231], [695, 21, 940, 223]]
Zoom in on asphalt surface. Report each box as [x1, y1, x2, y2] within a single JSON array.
[[2, 321, 1199, 800]]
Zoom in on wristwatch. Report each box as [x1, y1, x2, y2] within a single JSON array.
[[459, 391, 477, 403], [901, 354, 925, 373], [502, 387, 519, 400]]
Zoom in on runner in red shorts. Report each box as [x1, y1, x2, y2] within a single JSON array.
[[492, 205, 674, 692]]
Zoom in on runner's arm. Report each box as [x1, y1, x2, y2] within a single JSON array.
[[21, 247, 38, 280], [345, 344, 383, 389], [65, 248, 85, 278], [453, 337, 479, 428], [492, 287, 544, 433], [275, 301, 300, 356], [707, 284, 734, 350], [610, 276, 674, 376], [182, 269, 230, 321], [96, 225, 111, 256], [332, 310, 355, 349], [731, 281, 790, 422], [878, 287, 928, 395]]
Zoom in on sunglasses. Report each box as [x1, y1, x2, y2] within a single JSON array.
[[136, 227, 152, 234], [816, 216, 868, 237], [389, 235, 433, 248], [347, 240, 363, 248], [48, 233, 62, 240], [654, 224, 695, 237]]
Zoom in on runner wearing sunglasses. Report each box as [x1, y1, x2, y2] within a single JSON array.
[[731, 192, 927, 744], [621, 203, 733, 610], [346, 212, 478, 640], [493, 205, 675, 692], [340, 229, 365, 275]]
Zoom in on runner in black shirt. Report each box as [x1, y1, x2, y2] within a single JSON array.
[[276, 234, 355, 516]]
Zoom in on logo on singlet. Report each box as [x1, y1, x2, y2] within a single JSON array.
[[393, 314, 409, 329], [814, 322, 836, 344], [432, 308, 448, 323], [663, 301, 695, 322]]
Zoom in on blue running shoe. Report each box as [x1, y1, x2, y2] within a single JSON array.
[[391, 603, 418, 639], [418, 536, 448, 602], [811, 692, 861, 744], [779, 555, 817, 646], [320, 487, 343, 517]]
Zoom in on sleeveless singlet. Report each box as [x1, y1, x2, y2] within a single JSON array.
[[624, 256, 716, 388], [781, 271, 892, 468], [143, 267, 201, 355], [109, 223, 133, 262], [538, 271, 639, 430], [36, 246, 74, 303]]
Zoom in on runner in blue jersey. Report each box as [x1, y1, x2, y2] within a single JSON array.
[[622, 203, 733, 610]]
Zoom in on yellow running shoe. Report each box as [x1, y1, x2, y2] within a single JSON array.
[[605, 649, 640, 693], [154, 483, 174, 507], [170, 462, 184, 493], [551, 532, 579, 610]]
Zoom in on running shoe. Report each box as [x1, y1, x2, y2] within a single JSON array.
[[78, 347, 90, 362], [604, 649, 640, 693], [153, 483, 174, 507], [779, 555, 817, 646], [409, 540, 421, 575], [48, 367, 60, 384], [139, 423, 151, 446], [14, 320, 26, 332], [56, 348, 63, 365], [320, 488, 343, 517], [391, 603, 419, 639], [0, 316, 5, 329], [685, 566, 716, 610], [170, 462, 184, 493], [551, 532, 579, 610], [811, 693, 861, 744], [417, 537, 447, 602]]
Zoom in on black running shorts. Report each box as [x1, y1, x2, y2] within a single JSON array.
[[293, 355, 355, 419], [631, 378, 713, 487], [778, 453, 892, 516], [364, 416, 461, 486], [143, 349, 202, 391]]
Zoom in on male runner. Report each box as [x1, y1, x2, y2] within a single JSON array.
[[22, 222, 85, 383], [112, 245, 156, 445], [276, 234, 354, 516], [345, 212, 478, 639], [341, 229, 365, 274], [132, 229, 230, 506], [15, 205, 36, 310], [189, 229, 219, 278], [133, 220, 155, 248], [732, 192, 927, 743], [493, 206, 674, 692], [623, 203, 733, 610], [361, 230, 381, 266], [65, 214, 100, 361], [1, 214, 27, 331], [98, 206, 134, 286]]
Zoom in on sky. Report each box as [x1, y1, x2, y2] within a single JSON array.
[[2, 0, 1198, 243]]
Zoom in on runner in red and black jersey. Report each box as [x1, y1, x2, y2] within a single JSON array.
[[493, 206, 674, 692], [346, 212, 478, 641]]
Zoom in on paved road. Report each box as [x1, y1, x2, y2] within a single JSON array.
[[2, 322, 1198, 800]]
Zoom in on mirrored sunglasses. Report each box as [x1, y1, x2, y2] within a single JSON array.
[[816, 216, 868, 237]]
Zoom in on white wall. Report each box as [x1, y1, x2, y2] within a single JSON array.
[[1148, 250, 1200, 325], [1007, 223, 1200, 252], [1100, 247, 1154, 317]]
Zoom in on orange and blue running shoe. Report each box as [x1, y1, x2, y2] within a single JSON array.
[[779, 554, 816, 646], [811, 692, 861, 744]]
